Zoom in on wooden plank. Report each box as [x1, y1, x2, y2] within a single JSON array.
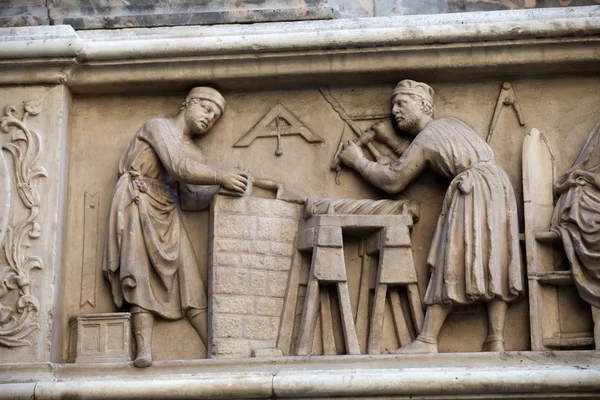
[[530, 270, 573, 286], [277, 246, 304, 355], [354, 252, 372, 353], [388, 289, 411, 347], [295, 277, 320, 356], [406, 284, 424, 334], [522, 128, 556, 351], [367, 283, 387, 355], [543, 336, 594, 348], [336, 281, 360, 355], [320, 287, 337, 355]]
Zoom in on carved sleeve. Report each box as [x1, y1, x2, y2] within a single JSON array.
[[143, 120, 219, 185], [179, 183, 220, 211], [354, 141, 427, 194]]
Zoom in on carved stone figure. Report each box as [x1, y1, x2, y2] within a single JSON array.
[[104, 87, 248, 367], [551, 121, 600, 346], [338, 80, 523, 353]]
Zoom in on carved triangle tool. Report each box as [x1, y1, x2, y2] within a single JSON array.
[[487, 82, 525, 143], [234, 102, 323, 156], [330, 125, 347, 184]]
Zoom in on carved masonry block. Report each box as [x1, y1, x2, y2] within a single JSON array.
[[209, 194, 302, 358], [69, 313, 132, 363]]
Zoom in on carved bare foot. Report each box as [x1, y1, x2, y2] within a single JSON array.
[[134, 350, 153, 368], [389, 337, 438, 354]]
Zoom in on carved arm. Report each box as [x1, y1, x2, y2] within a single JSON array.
[[179, 183, 220, 211]]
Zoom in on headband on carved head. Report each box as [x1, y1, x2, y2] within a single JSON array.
[[186, 87, 226, 112], [393, 80, 434, 106]]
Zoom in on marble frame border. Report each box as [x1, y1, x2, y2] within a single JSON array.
[[0, 5, 599, 399], [0, 6, 598, 92]]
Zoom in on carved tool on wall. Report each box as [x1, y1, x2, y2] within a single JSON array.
[[81, 190, 100, 308], [330, 126, 379, 184], [487, 82, 525, 143], [320, 87, 391, 183], [234, 102, 323, 157]]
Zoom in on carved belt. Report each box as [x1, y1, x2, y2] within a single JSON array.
[[454, 160, 493, 195], [122, 171, 175, 204]]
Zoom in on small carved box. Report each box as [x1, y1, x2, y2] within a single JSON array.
[[68, 313, 132, 363]]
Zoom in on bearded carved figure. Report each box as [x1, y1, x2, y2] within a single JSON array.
[[339, 80, 523, 353]]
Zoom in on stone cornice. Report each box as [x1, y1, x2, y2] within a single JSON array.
[[2, 352, 600, 399], [0, 6, 598, 92]]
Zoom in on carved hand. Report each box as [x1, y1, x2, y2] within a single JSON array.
[[217, 168, 249, 195], [371, 120, 396, 146], [338, 140, 364, 169]]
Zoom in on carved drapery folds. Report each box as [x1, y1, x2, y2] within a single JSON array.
[[0, 100, 47, 347]]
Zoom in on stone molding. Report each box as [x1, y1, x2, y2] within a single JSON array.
[[1, 352, 600, 399], [0, 7, 598, 90]]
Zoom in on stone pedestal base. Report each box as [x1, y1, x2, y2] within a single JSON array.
[[68, 313, 132, 364]]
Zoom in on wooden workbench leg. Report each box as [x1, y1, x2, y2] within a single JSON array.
[[320, 287, 337, 355], [295, 277, 320, 356], [368, 283, 387, 355], [355, 253, 372, 353], [407, 283, 424, 334], [336, 281, 361, 355], [388, 288, 412, 347]]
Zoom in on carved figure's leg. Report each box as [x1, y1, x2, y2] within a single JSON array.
[[592, 306, 600, 350], [131, 307, 154, 368], [187, 307, 208, 348], [483, 298, 508, 352], [390, 304, 451, 354]]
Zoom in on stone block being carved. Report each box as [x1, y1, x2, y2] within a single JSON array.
[[208, 189, 303, 358], [68, 313, 132, 363]]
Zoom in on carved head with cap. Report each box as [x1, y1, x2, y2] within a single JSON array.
[[392, 80, 434, 134], [181, 87, 226, 135]]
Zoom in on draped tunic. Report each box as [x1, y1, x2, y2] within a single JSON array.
[[551, 122, 600, 309], [361, 118, 523, 305], [104, 119, 207, 320]]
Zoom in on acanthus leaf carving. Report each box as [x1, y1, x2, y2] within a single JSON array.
[[0, 99, 47, 347]]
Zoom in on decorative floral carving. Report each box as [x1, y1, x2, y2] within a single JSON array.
[[0, 100, 47, 347]]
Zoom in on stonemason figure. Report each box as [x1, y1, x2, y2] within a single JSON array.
[[104, 87, 248, 367], [551, 121, 600, 347], [338, 80, 523, 353]]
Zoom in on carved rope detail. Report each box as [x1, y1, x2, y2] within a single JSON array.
[[0, 99, 47, 347]]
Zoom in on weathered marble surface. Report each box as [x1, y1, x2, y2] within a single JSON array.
[[47, 0, 334, 29], [0, 5, 599, 399], [0, 0, 48, 27], [3, 0, 598, 28], [0, 85, 71, 363]]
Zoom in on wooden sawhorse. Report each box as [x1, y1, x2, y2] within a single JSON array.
[[291, 212, 422, 356]]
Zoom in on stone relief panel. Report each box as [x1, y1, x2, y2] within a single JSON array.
[[523, 120, 600, 351], [0, 85, 71, 363], [62, 77, 600, 363], [0, 99, 47, 347]]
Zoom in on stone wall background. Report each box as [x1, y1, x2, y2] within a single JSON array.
[[56, 76, 600, 362], [1, 0, 598, 28]]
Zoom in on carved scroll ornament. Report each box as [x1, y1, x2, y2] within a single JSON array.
[[0, 100, 47, 347]]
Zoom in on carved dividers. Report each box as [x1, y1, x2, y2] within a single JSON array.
[[0, 100, 48, 347]]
